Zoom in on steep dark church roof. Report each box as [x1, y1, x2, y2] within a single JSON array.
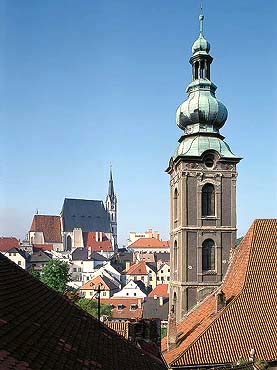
[[0, 253, 167, 370], [61, 198, 111, 233]]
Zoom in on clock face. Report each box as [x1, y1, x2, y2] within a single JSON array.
[[111, 205, 114, 210]]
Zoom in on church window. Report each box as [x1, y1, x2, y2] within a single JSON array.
[[173, 240, 177, 277], [202, 239, 215, 271], [202, 183, 215, 216], [66, 235, 72, 251]]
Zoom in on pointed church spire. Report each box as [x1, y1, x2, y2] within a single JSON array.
[[108, 164, 115, 201]]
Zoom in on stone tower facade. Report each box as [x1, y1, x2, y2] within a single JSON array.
[[167, 11, 241, 323], [106, 167, 118, 251]]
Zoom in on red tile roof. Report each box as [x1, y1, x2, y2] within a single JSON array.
[[126, 261, 148, 275], [33, 244, 53, 252], [104, 321, 129, 339], [83, 231, 113, 252], [163, 219, 277, 366], [0, 253, 166, 370], [130, 238, 169, 248], [80, 275, 118, 291], [0, 237, 19, 252], [100, 297, 143, 320], [29, 215, 62, 243], [149, 284, 169, 298]]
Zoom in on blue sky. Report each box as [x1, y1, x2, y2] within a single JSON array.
[[0, 1, 276, 246]]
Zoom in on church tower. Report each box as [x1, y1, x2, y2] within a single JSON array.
[[106, 166, 118, 251], [167, 10, 241, 323]]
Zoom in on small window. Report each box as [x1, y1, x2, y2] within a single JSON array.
[[134, 293, 136, 296], [13, 253, 16, 256], [130, 304, 137, 311], [73, 268, 77, 272], [90, 291, 94, 296], [18, 261, 21, 266], [102, 291, 106, 296], [117, 304, 123, 310], [126, 292, 129, 296], [204, 154, 214, 168], [168, 269, 170, 273], [161, 270, 163, 273], [167, 277, 170, 281], [78, 268, 82, 272]]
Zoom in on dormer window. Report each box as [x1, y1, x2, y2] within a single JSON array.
[[117, 304, 124, 310], [130, 304, 137, 311]]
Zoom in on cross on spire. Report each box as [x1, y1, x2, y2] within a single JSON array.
[[199, 2, 204, 35]]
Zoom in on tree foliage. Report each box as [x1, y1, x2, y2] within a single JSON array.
[[40, 259, 71, 293], [76, 298, 112, 319]]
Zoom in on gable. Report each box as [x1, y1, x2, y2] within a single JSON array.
[[29, 215, 62, 243]]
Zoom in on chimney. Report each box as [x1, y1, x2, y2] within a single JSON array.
[[96, 232, 98, 242], [167, 308, 177, 350], [126, 261, 131, 271], [216, 290, 226, 313], [138, 299, 142, 309], [159, 296, 164, 306], [88, 247, 92, 258], [100, 232, 102, 242], [249, 349, 256, 363]]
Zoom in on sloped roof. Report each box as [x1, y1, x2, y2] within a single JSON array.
[[71, 247, 88, 261], [0, 253, 166, 370], [29, 215, 62, 243], [83, 231, 113, 252], [104, 321, 128, 339], [149, 284, 169, 298], [143, 297, 169, 321], [0, 237, 19, 252], [80, 275, 118, 291], [100, 297, 143, 320], [33, 244, 53, 252], [126, 261, 148, 275], [91, 252, 108, 261], [130, 238, 169, 248], [5, 247, 28, 259], [30, 250, 52, 263], [155, 253, 170, 263], [62, 198, 111, 233], [163, 219, 277, 366]]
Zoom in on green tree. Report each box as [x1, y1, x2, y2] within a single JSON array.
[[76, 298, 112, 319], [40, 259, 71, 293]]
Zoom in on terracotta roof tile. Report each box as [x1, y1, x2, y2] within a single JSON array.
[[126, 261, 148, 275], [163, 219, 277, 366], [130, 238, 169, 248], [0, 253, 166, 370], [80, 275, 118, 291], [29, 215, 62, 243], [0, 237, 19, 252], [33, 244, 53, 252], [104, 321, 129, 339], [149, 284, 169, 298], [83, 232, 113, 252], [100, 297, 144, 320]]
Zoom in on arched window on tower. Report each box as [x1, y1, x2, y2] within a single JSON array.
[[202, 183, 215, 217], [173, 188, 178, 224], [202, 239, 215, 271]]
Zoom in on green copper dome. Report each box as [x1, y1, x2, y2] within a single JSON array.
[[173, 135, 236, 159]]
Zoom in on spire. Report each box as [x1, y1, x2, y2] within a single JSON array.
[[199, 3, 204, 35], [108, 164, 115, 201]]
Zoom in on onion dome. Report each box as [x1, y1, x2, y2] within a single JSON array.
[[192, 33, 210, 55], [176, 9, 228, 136]]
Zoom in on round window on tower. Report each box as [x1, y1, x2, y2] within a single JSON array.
[[204, 154, 214, 168]]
